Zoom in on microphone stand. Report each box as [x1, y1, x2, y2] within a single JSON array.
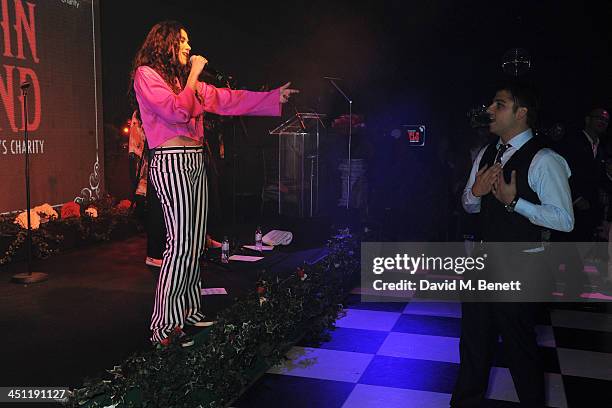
[[325, 77, 352, 209], [230, 115, 250, 236], [12, 82, 48, 284], [224, 77, 249, 240], [201, 65, 244, 244]]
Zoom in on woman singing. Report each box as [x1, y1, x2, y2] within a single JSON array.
[[131, 20, 298, 347]]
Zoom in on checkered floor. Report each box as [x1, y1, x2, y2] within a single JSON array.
[[235, 295, 612, 407]]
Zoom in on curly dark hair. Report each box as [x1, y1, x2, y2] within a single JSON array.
[[129, 21, 189, 108]]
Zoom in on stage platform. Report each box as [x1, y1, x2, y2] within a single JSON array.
[[0, 227, 330, 391]]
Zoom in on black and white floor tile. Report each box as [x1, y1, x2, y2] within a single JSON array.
[[235, 295, 612, 407]]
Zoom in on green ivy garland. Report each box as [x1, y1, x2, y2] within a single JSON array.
[[70, 233, 360, 408]]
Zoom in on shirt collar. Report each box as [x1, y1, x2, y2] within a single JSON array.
[[496, 128, 533, 150]]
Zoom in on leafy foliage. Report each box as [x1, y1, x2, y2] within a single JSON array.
[[0, 195, 140, 265], [71, 234, 360, 408]]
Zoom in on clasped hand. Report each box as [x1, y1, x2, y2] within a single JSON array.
[[472, 164, 516, 205]]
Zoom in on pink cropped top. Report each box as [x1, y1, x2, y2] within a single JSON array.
[[134, 66, 281, 148]]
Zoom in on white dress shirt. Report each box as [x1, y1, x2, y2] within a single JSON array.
[[462, 129, 574, 233]]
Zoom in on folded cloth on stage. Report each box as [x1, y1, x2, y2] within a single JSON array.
[[262, 230, 293, 246]]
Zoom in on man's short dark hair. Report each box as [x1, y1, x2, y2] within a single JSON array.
[[497, 81, 540, 128]]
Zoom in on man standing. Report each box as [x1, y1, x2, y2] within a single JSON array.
[[551, 108, 609, 297], [565, 108, 609, 242], [452, 82, 574, 407]]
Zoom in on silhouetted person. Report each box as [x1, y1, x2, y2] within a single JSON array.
[[552, 108, 609, 297], [564, 108, 608, 242]]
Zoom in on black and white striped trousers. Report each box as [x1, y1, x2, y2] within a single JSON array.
[[148, 146, 208, 342]]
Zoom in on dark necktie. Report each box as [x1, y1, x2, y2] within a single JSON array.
[[494, 144, 511, 164]]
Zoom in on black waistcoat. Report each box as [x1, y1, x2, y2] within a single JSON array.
[[479, 137, 543, 242]]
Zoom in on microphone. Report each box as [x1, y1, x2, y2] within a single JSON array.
[[190, 56, 232, 83], [20, 81, 31, 90], [467, 105, 492, 127]]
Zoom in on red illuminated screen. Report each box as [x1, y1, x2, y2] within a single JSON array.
[[407, 130, 421, 143], [0, 0, 103, 212], [403, 125, 425, 146]]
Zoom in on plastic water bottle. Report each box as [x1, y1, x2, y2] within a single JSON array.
[[221, 236, 230, 264], [255, 226, 263, 251]]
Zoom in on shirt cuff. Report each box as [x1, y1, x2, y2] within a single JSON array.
[[513, 198, 535, 219], [465, 187, 481, 204]]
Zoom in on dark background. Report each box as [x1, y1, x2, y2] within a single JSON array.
[[99, 0, 612, 238], [100, 1, 611, 120]]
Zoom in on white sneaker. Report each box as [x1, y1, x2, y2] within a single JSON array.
[[145, 257, 163, 268]]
